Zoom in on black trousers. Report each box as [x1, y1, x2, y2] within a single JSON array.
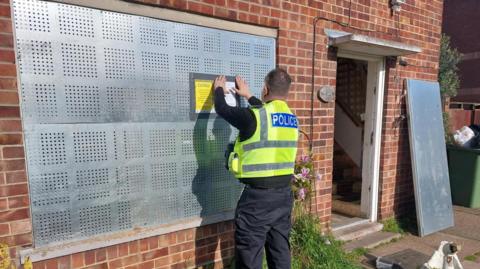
[[234, 185, 294, 269]]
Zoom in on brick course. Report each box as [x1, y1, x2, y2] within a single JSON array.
[[0, 0, 32, 266], [0, 0, 444, 268]]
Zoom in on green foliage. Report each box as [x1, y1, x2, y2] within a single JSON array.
[[381, 214, 418, 235], [248, 155, 361, 269], [381, 218, 404, 234], [464, 255, 477, 262], [443, 112, 454, 144], [439, 34, 461, 100], [350, 247, 369, 258], [289, 213, 362, 269], [439, 34, 461, 142]]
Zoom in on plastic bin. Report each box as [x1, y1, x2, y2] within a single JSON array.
[[447, 145, 480, 208]]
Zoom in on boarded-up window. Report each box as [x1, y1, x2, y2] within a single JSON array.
[[13, 0, 275, 246]]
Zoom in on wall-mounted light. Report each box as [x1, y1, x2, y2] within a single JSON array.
[[391, 0, 406, 12]]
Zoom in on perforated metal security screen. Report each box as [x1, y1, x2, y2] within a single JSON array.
[[13, 0, 275, 246]]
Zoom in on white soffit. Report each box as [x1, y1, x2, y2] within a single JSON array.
[[325, 29, 422, 56]]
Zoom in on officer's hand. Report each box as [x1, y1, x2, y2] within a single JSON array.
[[214, 75, 227, 94], [234, 76, 252, 99]]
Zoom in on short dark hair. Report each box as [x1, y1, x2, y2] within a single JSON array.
[[264, 68, 292, 96]]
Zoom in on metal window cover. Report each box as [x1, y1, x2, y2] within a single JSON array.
[[326, 29, 422, 56], [406, 79, 454, 237], [13, 0, 276, 261]]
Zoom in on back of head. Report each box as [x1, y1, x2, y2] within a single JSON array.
[[264, 68, 292, 97]]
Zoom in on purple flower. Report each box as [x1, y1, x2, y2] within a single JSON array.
[[297, 188, 306, 200], [291, 175, 297, 183], [316, 172, 322, 181], [301, 167, 310, 178], [300, 155, 310, 164]]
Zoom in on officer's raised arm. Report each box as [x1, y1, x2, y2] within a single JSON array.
[[213, 75, 255, 131]]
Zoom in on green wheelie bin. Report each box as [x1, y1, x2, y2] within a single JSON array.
[[447, 145, 480, 208]]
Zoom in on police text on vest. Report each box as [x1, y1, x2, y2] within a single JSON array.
[[271, 113, 298, 128]]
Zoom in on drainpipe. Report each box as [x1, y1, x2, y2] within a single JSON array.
[[309, 17, 321, 152]]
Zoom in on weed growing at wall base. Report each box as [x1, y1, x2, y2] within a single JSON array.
[[289, 213, 362, 269], [257, 212, 362, 269], [286, 154, 361, 269]]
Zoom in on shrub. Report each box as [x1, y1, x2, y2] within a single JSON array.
[[438, 34, 461, 142]]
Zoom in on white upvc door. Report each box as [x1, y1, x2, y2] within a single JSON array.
[[337, 51, 386, 222]]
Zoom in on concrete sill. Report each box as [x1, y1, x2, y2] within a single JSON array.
[[20, 212, 234, 263]]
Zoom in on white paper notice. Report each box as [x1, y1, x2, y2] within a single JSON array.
[[225, 81, 237, 107]]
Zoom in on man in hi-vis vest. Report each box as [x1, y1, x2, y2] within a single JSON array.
[[213, 68, 298, 269]]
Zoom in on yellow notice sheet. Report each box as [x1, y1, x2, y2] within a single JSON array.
[[194, 79, 214, 113]]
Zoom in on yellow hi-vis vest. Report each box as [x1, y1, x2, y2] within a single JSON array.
[[228, 100, 299, 178]]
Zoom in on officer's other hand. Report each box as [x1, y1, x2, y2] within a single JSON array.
[[214, 75, 228, 94], [234, 76, 252, 99]]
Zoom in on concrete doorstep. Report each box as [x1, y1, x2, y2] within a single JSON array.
[[333, 222, 384, 242], [343, 231, 402, 252]]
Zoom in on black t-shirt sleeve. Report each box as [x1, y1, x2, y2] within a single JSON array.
[[214, 87, 255, 132], [248, 96, 262, 106]]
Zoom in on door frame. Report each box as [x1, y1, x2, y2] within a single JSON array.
[[336, 51, 386, 223]]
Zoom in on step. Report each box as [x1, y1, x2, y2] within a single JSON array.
[[332, 222, 383, 242], [344, 231, 401, 252], [331, 214, 365, 230]]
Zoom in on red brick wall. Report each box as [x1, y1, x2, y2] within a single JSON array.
[[379, 0, 444, 218], [32, 222, 234, 269], [0, 0, 444, 268], [0, 0, 33, 265]]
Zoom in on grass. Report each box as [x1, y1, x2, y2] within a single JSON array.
[[464, 251, 480, 262], [350, 247, 368, 257], [465, 255, 477, 262], [381, 214, 418, 235], [247, 213, 363, 269], [231, 213, 423, 269], [288, 213, 362, 269], [381, 218, 404, 234], [231, 211, 365, 269]]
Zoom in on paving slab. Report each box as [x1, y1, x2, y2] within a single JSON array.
[[453, 206, 480, 216], [444, 209, 480, 241], [366, 206, 480, 268], [463, 260, 480, 269], [369, 232, 480, 260], [344, 231, 401, 252]]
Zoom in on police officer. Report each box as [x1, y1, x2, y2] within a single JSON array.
[[213, 68, 298, 269]]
